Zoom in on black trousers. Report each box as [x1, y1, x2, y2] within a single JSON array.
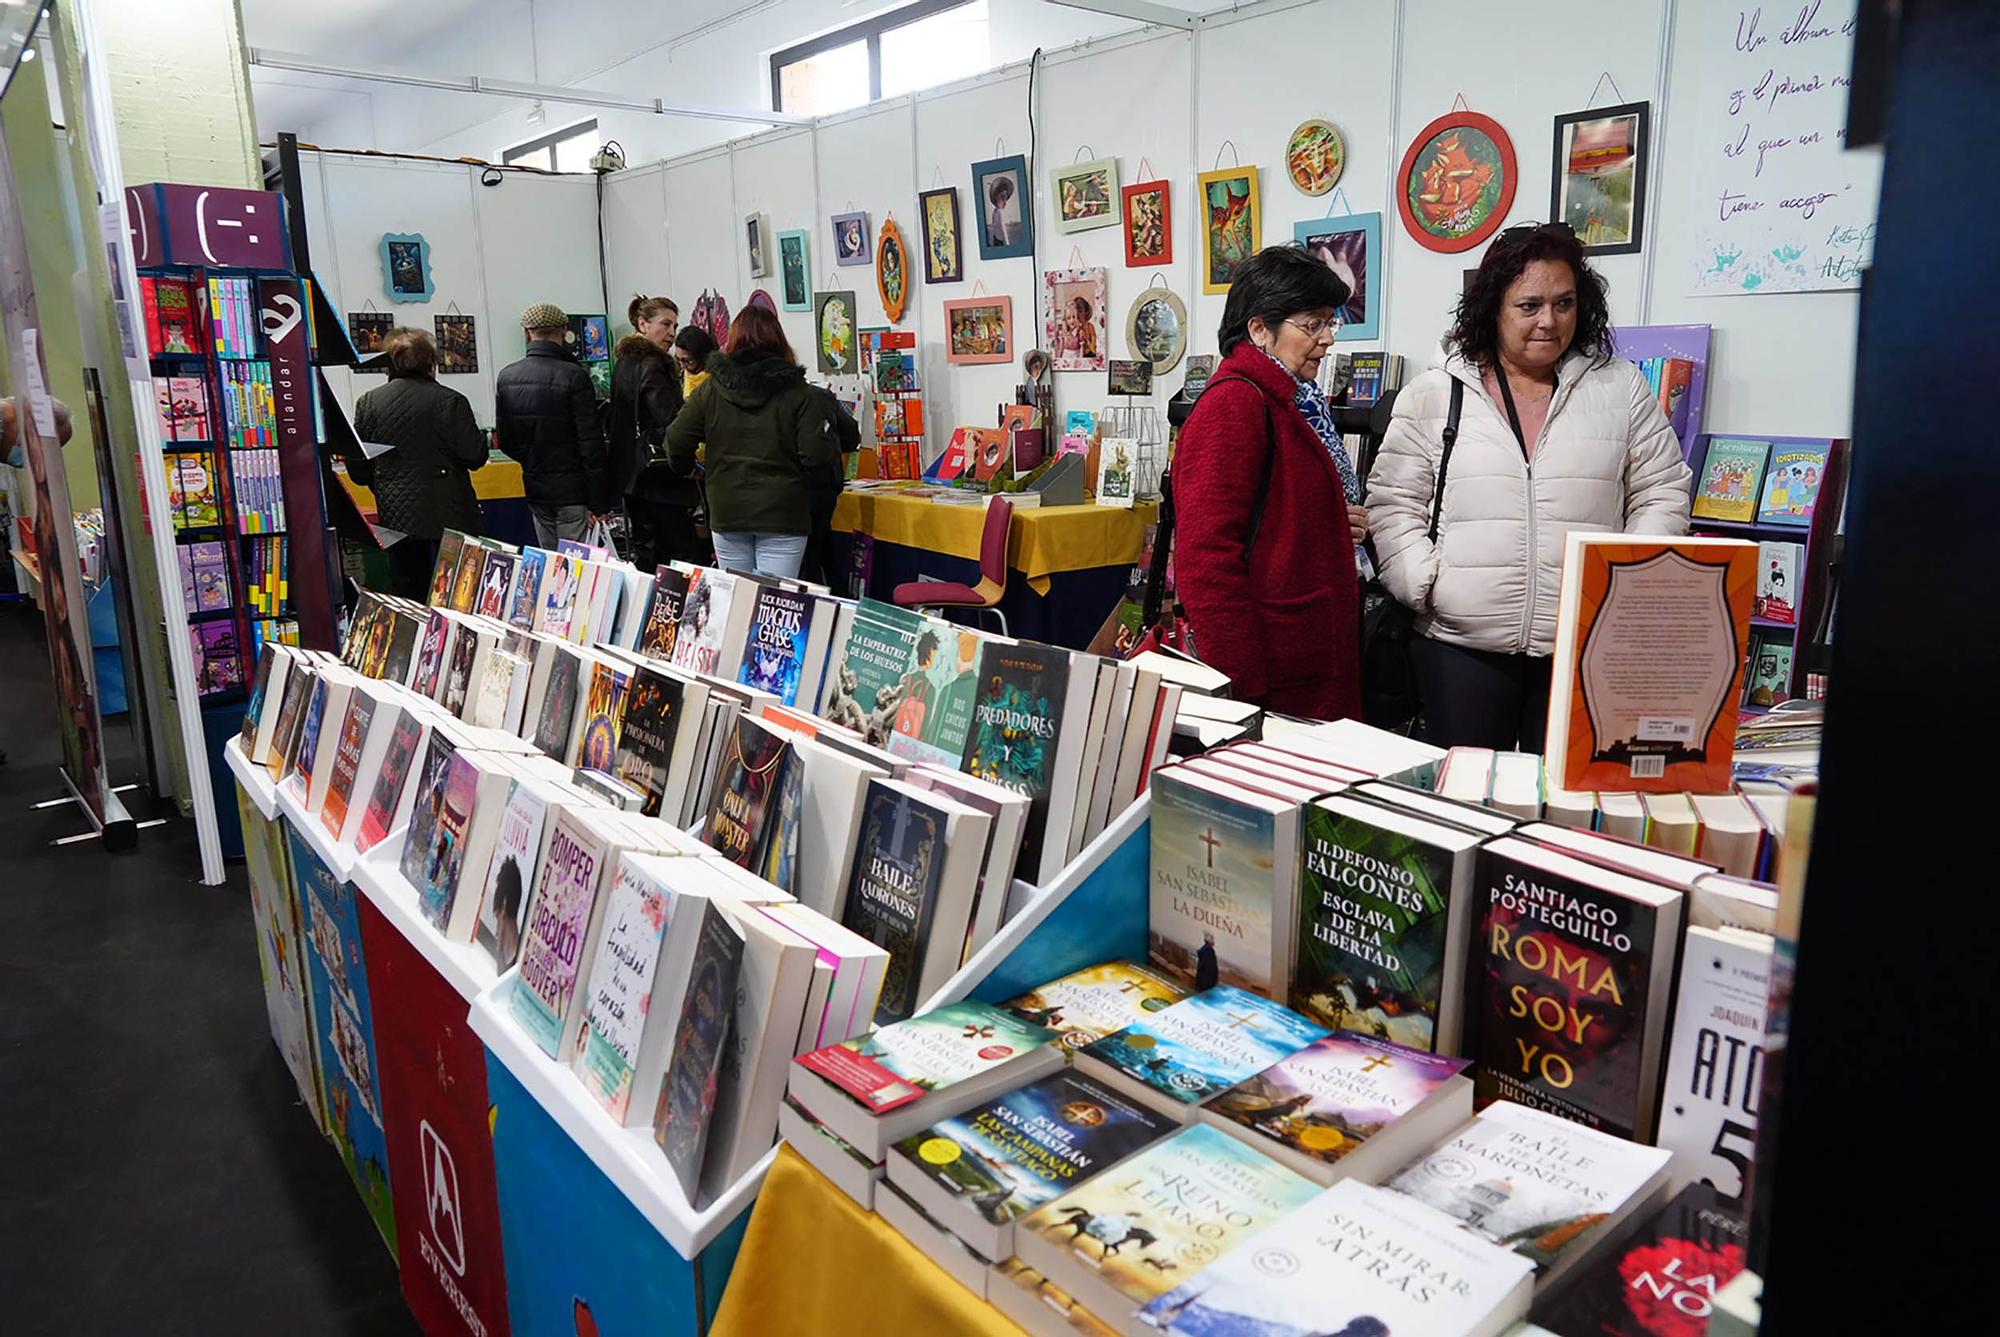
[[625, 495, 709, 573], [802, 485, 843, 590], [387, 537, 439, 601], [1414, 636, 1554, 752]]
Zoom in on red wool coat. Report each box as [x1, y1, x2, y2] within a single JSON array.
[[1172, 342, 1361, 721]]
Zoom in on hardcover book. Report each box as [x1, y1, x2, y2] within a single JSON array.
[[651, 897, 747, 1203], [1690, 439, 1769, 523], [1199, 1032, 1473, 1187], [1138, 1179, 1535, 1337], [1292, 795, 1485, 1054], [1526, 1181, 1748, 1336], [1077, 985, 1329, 1116], [1015, 1123, 1319, 1326], [1000, 960, 1187, 1053], [739, 584, 813, 706], [1754, 440, 1832, 523], [887, 1069, 1176, 1260], [1146, 765, 1300, 999], [610, 666, 687, 818], [575, 660, 633, 771], [820, 598, 927, 746], [700, 714, 789, 869], [1386, 1100, 1672, 1288], [639, 565, 691, 659], [1654, 926, 1769, 1204], [1473, 837, 1684, 1140], [960, 641, 1071, 877]]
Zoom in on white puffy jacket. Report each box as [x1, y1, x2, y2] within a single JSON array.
[[1367, 349, 1692, 657]]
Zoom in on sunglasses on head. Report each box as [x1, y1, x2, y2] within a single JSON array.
[[1496, 221, 1577, 245]]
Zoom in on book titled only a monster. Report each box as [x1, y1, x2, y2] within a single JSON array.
[[701, 716, 789, 869]]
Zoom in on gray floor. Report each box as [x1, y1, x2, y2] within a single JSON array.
[[0, 606, 418, 1335]]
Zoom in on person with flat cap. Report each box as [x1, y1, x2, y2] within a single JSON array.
[[495, 301, 609, 546]]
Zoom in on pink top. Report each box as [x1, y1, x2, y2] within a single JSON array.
[[1483, 369, 1554, 460]]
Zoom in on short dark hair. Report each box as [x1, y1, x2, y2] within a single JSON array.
[[1216, 245, 1351, 356], [383, 327, 436, 377], [724, 304, 795, 362], [673, 325, 719, 365], [1447, 223, 1612, 370]]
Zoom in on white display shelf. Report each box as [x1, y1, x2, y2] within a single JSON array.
[[273, 781, 357, 884], [468, 977, 776, 1260], [349, 835, 499, 1005], [223, 735, 278, 820]]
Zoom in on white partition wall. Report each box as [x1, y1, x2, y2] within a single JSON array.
[[594, 0, 1872, 440]]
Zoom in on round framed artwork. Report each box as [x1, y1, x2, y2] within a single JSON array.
[[876, 218, 910, 323], [1396, 110, 1518, 253], [1125, 287, 1187, 375], [1286, 119, 1345, 196]]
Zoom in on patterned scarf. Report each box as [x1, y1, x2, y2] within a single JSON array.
[[1261, 347, 1370, 577]]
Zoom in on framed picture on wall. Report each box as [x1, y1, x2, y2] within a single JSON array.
[[1551, 100, 1650, 256], [1397, 109, 1518, 253], [1051, 156, 1119, 233], [831, 211, 871, 267], [970, 154, 1034, 260], [747, 213, 773, 278], [347, 312, 393, 372], [877, 218, 911, 324], [1043, 267, 1108, 373], [379, 232, 433, 303], [1197, 167, 1261, 294], [433, 314, 478, 373], [815, 290, 859, 374], [1294, 211, 1383, 342], [777, 230, 812, 311], [1122, 179, 1172, 267], [918, 187, 963, 284], [1286, 119, 1346, 196], [1125, 286, 1187, 375], [943, 295, 1013, 364]]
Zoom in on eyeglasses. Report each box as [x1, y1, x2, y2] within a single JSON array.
[[1496, 220, 1577, 245], [1285, 315, 1342, 340]]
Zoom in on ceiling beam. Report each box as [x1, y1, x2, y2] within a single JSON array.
[[1043, 0, 1200, 29], [246, 48, 811, 127]]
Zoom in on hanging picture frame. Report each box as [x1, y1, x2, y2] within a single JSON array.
[[347, 311, 393, 372], [831, 211, 871, 267], [943, 294, 1013, 365], [918, 187, 963, 284], [1551, 100, 1650, 256], [1051, 156, 1120, 233], [1197, 167, 1261, 294], [1125, 285, 1187, 375], [1286, 119, 1346, 196], [746, 212, 772, 278], [1293, 210, 1384, 342], [970, 154, 1034, 260], [876, 218, 911, 323], [777, 230, 812, 311], [1042, 267, 1108, 373], [433, 313, 478, 373], [814, 290, 859, 374], [1397, 108, 1518, 253], [1121, 180, 1172, 267], [379, 232, 433, 302]]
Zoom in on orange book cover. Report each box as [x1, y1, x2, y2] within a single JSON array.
[[1547, 535, 1757, 795]]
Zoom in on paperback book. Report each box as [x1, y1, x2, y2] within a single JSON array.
[[739, 583, 813, 706], [821, 599, 927, 746], [610, 666, 689, 818], [575, 661, 633, 771], [511, 809, 613, 1059], [1000, 960, 1187, 1053], [475, 779, 549, 972], [1077, 984, 1329, 1117], [887, 623, 983, 770], [1690, 439, 1769, 523], [1146, 765, 1298, 999], [651, 897, 747, 1203], [1526, 1181, 1748, 1336], [960, 641, 1072, 881], [700, 715, 789, 869], [1654, 926, 1769, 1204]]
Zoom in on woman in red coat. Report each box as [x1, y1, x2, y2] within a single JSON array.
[[1173, 245, 1364, 720]]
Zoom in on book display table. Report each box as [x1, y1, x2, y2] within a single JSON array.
[[830, 493, 1158, 649], [468, 982, 770, 1337]]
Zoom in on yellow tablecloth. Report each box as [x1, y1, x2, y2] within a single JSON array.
[[713, 1145, 1019, 1337], [832, 491, 1159, 594]]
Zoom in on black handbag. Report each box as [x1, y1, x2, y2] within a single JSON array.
[[1360, 379, 1461, 730]]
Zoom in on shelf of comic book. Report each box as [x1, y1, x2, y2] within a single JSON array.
[[1685, 433, 1848, 713], [861, 329, 925, 480]]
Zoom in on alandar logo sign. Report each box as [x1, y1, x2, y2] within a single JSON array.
[[420, 1120, 466, 1276]]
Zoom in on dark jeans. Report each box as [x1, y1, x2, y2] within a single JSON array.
[[802, 485, 842, 590], [387, 537, 439, 601], [529, 503, 591, 548], [1414, 636, 1554, 751], [625, 495, 710, 572]]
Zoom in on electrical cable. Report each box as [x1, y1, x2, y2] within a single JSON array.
[[1027, 47, 1041, 280]]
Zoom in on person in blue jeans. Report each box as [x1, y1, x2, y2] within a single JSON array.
[[664, 304, 835, 579]]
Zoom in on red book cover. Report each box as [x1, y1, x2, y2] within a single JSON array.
[[140, 276, 163, 357], [797, 1044, 926, 1114], [1528, 1183, 1746, 1336], [1657, 357, 1694, 442]]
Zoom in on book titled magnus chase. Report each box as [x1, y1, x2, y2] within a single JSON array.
[[739, 584, 812, 706]]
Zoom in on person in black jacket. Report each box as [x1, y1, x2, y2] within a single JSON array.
[[495, 302, 609, 547], [351, 327, 486, 597], [803, 383, 861, 587], [611, 294, 705, 571]]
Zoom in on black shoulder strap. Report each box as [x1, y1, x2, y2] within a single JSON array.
[[1244, 395, 1278, 552], [1429, 379, 1462, 543]]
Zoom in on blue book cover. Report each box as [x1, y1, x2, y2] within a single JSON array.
[[891, 1069, 1174, 1235], [1082, 985, 1328, 1107], [739, 584, 811, 705], [509, 547, 548, 628]]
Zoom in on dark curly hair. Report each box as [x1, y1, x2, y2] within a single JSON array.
[[1446, 223, 1612, 371]]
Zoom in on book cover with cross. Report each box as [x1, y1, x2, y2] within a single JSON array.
[[1000, 960, 1188, 1053], [1077, 985, 1328, 1114]]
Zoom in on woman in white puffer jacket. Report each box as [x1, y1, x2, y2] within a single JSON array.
[[1368, 222, 1691, 750]]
